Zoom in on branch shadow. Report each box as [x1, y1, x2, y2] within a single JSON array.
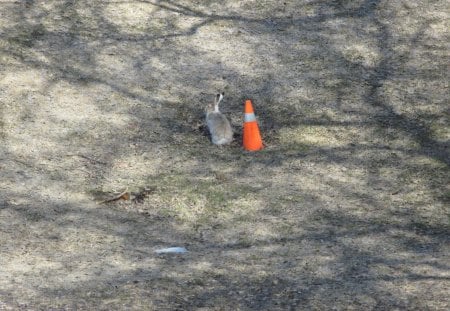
[[0, 0, 449, 309]]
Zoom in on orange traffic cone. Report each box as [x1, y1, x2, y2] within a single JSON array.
[[243, 99, 263, 151]]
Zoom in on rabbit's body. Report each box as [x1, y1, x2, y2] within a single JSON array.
[[206, 112, 233, 145], [205, 93, 233, 145]]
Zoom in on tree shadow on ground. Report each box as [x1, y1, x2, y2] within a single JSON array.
[[2, 187, 448, 309], [0, 0, 449, 309]]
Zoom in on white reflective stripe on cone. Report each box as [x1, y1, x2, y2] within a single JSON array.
[[244, 113, 256, 122]]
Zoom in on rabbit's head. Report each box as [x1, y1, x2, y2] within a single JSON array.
[[216, 92, 224, 107], [206, 92, 225, 114], [205, 102, 216, 114]]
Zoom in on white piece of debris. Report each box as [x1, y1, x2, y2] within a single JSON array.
[[155, 247, 188, 254]]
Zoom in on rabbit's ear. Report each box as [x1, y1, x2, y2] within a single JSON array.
[[217, 93, 224, 105]]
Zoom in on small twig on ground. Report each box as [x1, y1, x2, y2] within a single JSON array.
[[2, 157, 34, 167], [98, 189, 130, 204], [66, 154, 108, 165]]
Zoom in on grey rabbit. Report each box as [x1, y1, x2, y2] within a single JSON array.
[[205, 92, 233, 145]]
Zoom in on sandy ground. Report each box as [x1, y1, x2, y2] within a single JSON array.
[[0, 0, 449, 310]]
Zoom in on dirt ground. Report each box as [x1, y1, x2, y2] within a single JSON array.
[[0, 1, 449, 310]]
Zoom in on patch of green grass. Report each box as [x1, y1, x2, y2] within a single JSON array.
[[278, 125, 359, 148], [147, 173, 256, 224], [263, 194, 305, 216], [429, 122, 450, 142]]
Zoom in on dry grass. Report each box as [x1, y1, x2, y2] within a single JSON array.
[[0, 0, 449, 310]]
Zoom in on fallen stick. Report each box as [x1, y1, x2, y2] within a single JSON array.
[[98, 189, 130, 204]]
